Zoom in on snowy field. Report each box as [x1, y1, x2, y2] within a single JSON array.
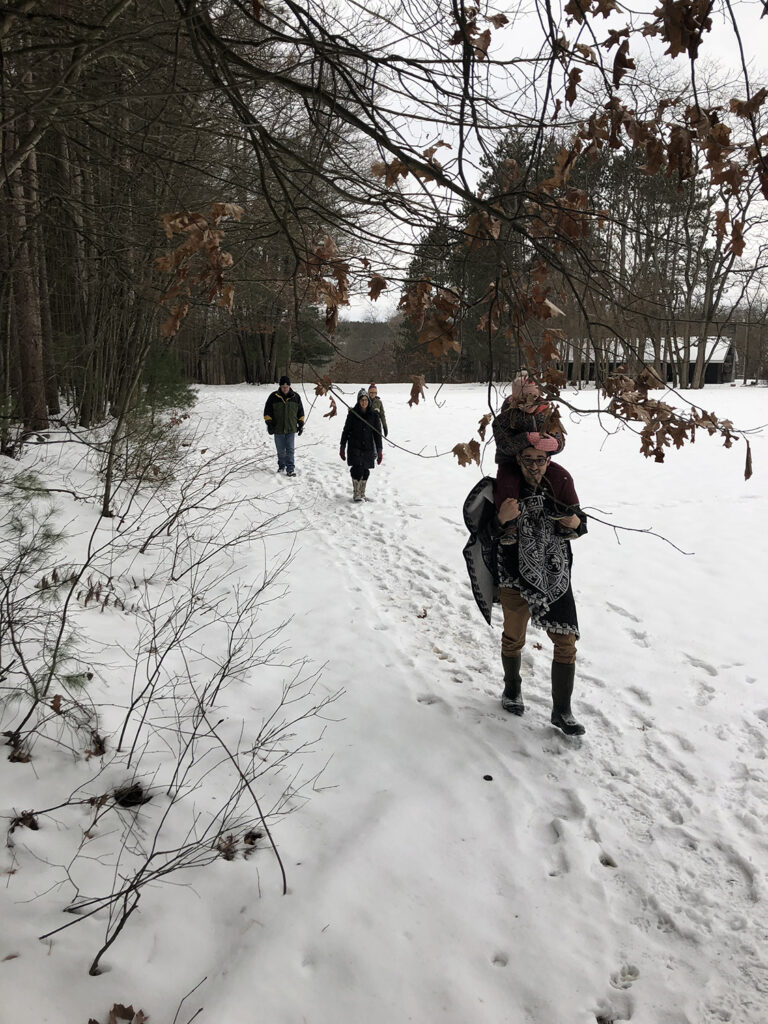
[[2, 381, 767, 1024]]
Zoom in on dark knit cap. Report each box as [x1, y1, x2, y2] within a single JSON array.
[[279, 375, 291, 386], [357, 388, 369, 401]]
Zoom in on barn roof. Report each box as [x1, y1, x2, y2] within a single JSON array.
[[559, 338, 734, 364]]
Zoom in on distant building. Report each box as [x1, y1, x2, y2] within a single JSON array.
[[559, 337, 737, 385]]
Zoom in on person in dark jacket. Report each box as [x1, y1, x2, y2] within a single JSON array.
[[263, 376, 305, 476], [493, 447, 587, 734], [339, 389, 383, 502], [367, 383, 388, 437]]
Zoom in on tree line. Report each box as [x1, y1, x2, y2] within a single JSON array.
[[2, 1, 767, 446]]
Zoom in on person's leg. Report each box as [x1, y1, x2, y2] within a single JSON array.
[[498, 588, 530, 714], [359, 466, 370, 500], [499, 588, 530, 657], [350, 464, 362, 500], [548, 631, 577, 665], [274, 434, 287, 471], [546, 631, 584, 735], [285, 432, 296, 474]]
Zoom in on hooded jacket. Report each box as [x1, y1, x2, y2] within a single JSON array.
[[340, 401, 383, 468]]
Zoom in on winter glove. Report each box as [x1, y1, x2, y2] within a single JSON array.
[[377, 451, 383, 465], [526, 431, 559, 452], [297, 424, 304, 436], [339, 448, 346, 461], [266, 423, 275, 435]]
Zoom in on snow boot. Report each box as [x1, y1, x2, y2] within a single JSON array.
[[359, 479, 368, 501], [500, 653, 524, 715], [550, 661, 585, 735], [353, 480, 362, 502]]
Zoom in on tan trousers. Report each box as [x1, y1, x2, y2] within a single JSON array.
[[499, 587, 577, 664]]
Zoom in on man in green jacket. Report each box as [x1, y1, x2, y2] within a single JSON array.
[[263, 376, 305, 476]]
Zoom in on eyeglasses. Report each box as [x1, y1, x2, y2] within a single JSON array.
[[520, 456, 549, 467]]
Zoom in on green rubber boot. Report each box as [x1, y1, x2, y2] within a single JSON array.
[[550, 662, 585, 735], [501, 653, 524, 715]]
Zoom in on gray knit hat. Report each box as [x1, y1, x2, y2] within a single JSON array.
[[357, 388, 369, 401]]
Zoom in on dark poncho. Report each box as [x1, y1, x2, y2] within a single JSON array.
[[463, 464, 587, 635]]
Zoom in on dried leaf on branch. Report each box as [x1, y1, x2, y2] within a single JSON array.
[[452, 440, 481, 467], [371, 158, 410, 187], [726, 219, 746, 256], [477, 413, 492, 440], [368, 274, 388, 301], [729, 88, 768, 119], [642, 0, 712, 59], [566, 68, 582, 107], [602, 371, 743, 463], [298, 235, 351, 334], [612, 39, 635, 88], [399, 284, 461, 359], [408, 376, 426, 407], [156, 203, 242, 338], [464, 210, 501, 249]]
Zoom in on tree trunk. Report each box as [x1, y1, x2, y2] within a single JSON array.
[[9, 148, 48, 431]]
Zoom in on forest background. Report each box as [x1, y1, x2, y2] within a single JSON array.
[[3, 0, 768, 447]]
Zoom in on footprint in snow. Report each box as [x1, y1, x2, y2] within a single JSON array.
[[416, 694, 445, 707], [627, 685, 652, 706], [695, 681, 716, 706], [628, 628, 650, 648], [606, 602, 641, 623], [684, 653, 719, 677], [610, 964, 640, 989], [547, 818, 570, 877]]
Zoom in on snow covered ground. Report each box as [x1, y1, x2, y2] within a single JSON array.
[[2, 381, 767, 1024]]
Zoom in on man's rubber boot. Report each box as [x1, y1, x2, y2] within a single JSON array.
[[550, 661, 585, 735], [501, 653, 524, 715]]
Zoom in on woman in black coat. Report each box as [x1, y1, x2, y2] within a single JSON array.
[[339, 389, 383, 502]]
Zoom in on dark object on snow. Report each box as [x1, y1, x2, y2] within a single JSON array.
[[113, 782, 152, 808]]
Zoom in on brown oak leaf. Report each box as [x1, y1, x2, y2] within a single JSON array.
[[368, 274, 388, 301], [729, 88, 768, 119], [612, 39, 635, 88], [408, 376, 426, 407], [473, 29, 491, 60], [566, 67, 582, 107], [452, 440, 481, 467]]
